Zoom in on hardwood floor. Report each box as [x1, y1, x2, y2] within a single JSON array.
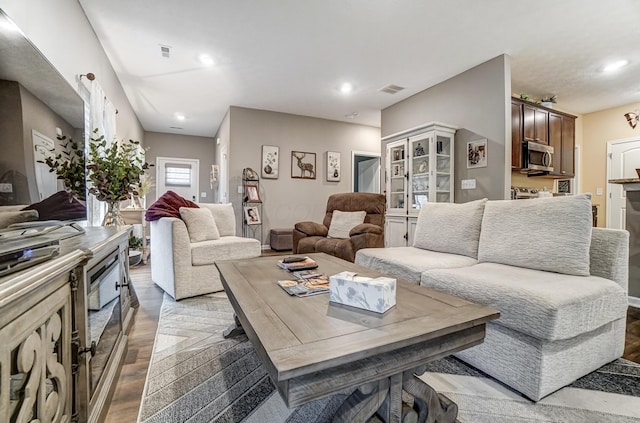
[[104, 256, 640, 422]]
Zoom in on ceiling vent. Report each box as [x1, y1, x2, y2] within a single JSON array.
[[379, 84, 405, 94], [160, 45, 171, 58]]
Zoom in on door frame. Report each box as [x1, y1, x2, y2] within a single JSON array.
[[606, 136, 640, 228], [351, 150, 381, 193]]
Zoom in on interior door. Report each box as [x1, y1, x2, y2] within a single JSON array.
[[607, 138, 640, 229], [358, 157, 380, 193], [156, 157, 199, 202]]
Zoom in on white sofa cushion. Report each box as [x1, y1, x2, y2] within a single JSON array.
[[478, 194, 592, 276], [328, 210, 366, 238], [413, 198, 487, 258], [179, 207, 220, 242], [420, 262, 628, 341], [197, 203, 236, 236], [355, 247, 477, 284], [190, 236, 261, 266]]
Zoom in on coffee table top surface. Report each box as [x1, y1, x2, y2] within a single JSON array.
[[217, 253, 498, 382]]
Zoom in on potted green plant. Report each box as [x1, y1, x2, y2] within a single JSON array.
[[86, 129, 148, 225], [39, 135, 86, 201]]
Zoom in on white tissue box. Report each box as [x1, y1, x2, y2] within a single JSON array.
[[329, 271, 396, 313]]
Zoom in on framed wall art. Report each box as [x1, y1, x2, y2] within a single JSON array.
[[262, 145, 279, 179], [326, 151, 340, 182], [467, 139, 488, 169], [245, 184, 261, 202], [291, 151, 316, 179], [244, 206, 261, 225]]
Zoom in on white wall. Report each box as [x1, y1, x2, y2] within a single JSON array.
[[0, 0, 143, 141], [227, 107, 381, 241]]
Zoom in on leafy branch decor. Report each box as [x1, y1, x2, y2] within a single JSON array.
[[39, 135, 86, 201], [86, 129, 149, 225]]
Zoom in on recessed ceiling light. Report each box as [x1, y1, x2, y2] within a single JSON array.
[[340, 82, 353, 94], [603, 60, 628, 72], [175, 114, 186, 121], [198, 54, 214, 66]]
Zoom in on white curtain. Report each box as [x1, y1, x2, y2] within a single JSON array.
[[87, 81, 117, 226]]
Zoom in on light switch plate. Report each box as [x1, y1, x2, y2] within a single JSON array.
[[461, 179, 476, 190], [237, 185, 243, 194], [0, 183, 13, 193], [200, 192, 207, 198], [596, 187, 603, 196]]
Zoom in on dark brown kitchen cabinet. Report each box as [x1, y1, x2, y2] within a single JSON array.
[[512, 97, 576, 176], [523, 104, 548, 144], [549, 112, 575, 176], [512, 100, 523, 169]]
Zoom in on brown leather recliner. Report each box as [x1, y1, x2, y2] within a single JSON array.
[[293, 192, 386, 262]]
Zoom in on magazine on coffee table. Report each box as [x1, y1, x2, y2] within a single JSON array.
[[277, 274, 330, 297]]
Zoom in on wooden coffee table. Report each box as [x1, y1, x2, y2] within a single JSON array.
[[216, 253, 498, 423]]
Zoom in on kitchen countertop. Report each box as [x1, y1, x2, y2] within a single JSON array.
[[608, 178, 640, 184]]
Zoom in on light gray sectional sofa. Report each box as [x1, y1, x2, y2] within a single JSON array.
[[151, 203, 261, 300], [355, 195, 629, 401]]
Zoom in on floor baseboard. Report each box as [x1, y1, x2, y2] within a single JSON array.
[[629, 296, 640, 309]]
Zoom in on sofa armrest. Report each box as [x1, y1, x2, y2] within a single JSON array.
[[150, 217, 192, 299], [590, 227, 629, 292], [349, 223, 383, 237], [349, 225, 384, 252], [294, 221, 328, 237]]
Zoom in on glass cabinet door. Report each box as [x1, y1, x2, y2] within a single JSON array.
[[409, 134, 431, 211], [434, 134, 453, 203], [388, 142, 406, 212]]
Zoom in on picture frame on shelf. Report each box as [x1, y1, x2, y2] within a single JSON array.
[[467, 139, 488, 169], [244, 206, 261, 225], [245, 184, 261, 202], [262, 145, 279, 179], [326, 151, 340, 182], [291, 151, 316, 179]]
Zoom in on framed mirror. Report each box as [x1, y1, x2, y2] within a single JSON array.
[[0, 9, 85, 215]]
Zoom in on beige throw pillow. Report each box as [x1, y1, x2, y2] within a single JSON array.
[[327, 210, 366, 238], [179, 207, 220, 242], [413, 198, 488, 258], [0, 210, 39, 229]]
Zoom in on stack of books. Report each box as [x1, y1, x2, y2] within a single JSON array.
[[276, 256, 318, 271]]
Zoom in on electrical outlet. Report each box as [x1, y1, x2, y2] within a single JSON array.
[[461, 179, 476, 190], [201, 192, 207, 198], [0, 183, 13, 193]]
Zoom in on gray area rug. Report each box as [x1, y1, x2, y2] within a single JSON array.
[[137, 293, 346, 423], [139, 293, 640, 422]]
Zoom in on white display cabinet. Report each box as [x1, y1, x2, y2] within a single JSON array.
[[384, 123, 456, 247]]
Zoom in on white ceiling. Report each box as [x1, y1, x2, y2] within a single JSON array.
[[78, 0, 640, 138]]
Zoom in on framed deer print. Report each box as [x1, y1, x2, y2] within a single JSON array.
[[291, 151, 316, 179], [326, 151, 340, 182]]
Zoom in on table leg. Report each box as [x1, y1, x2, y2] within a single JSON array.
[[223, 314, 245, 338], [331, 366, 457, 423]]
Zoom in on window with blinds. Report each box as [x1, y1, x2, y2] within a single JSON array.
[[165, 163, 192, 187]]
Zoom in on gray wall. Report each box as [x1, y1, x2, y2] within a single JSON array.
[[144, 131, 216, 205], [382, 55, 511, 201], [227, 106, 381, 241]]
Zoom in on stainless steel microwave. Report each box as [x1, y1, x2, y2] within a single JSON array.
[[524, 141, 554, 173]]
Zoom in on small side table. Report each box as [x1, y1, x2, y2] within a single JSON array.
[[120, 207, 149, 264]]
